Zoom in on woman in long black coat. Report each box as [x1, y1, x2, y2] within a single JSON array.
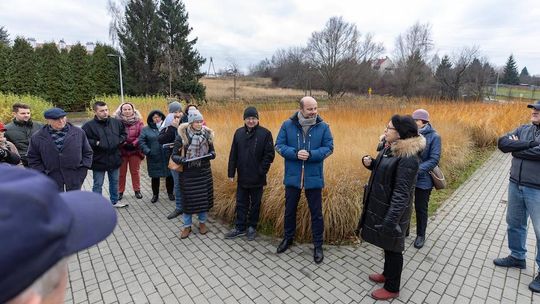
[[359, 114, 425, 300], [171, 110, 215, 239]]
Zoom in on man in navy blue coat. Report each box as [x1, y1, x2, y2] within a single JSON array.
[[275, 96, 333, 264]]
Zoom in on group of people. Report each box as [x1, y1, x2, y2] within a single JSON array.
[[3, 96, 540, 302]]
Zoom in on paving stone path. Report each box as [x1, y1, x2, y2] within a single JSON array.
[[66, 151, 540, 303]]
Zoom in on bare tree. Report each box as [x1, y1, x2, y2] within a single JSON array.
[[464, 57, 495, 99], [270, 47, 310, 89], [306, 16, 384, 97], [392, 22, 435, 97], [435, 46, 479, 99]]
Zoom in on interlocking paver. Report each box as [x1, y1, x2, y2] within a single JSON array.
[[67, 151, 540, 303]]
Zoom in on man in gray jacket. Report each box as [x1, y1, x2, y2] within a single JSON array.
[[494, 100, 540, 292], [5, 103, 43, 166]]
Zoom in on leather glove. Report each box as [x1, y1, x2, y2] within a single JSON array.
[[0, 148, 7, 159], [171, 155, 187, 164], [209, 151, 216, 160]]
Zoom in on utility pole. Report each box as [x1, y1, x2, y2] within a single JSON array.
[[107, 53, 124, 103], [168, 51, 172, 98]]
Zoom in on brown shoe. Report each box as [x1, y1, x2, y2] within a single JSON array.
[[199, 223, 208, 235], [180, 227, 191, 239]]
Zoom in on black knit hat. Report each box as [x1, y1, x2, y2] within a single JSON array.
[[391, 114, 419, 139], [243, 106, 259, 119]]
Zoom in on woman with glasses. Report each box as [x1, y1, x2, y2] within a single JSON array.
[[358, 115, 425, 300]]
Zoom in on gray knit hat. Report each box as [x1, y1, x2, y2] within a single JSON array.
[[168, 101, 182, 113], [188, 110, 204, 124]]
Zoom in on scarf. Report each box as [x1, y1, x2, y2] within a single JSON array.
[[185, 126, 209, 160], [297, 112, 317, 135], [48, 125, 69, 151], [113, 103, 142, 126]]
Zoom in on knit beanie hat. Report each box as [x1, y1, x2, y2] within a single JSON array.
[[243, 106, 259, 119], [187, 110, 204, 124], [391, 114, 419, 139], [412, 109, 430, 122], [168, 101, 182, 113]]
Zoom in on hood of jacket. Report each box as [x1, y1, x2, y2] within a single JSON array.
[[390, 135, 426, 158], [147, 110, 166, 129]]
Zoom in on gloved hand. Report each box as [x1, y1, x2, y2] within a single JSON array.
[[0, 148, 7, 160], [171, 155, 187, 164], [209, 151, 216, 160]]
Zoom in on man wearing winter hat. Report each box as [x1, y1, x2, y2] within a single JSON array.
[[0, 164, 117, 303], [494, 100, 540, 292], [410, 108, 441, 249], [225, 106, 275, 241], [275, 96, 334, 264], [27, 108, 93, 191]]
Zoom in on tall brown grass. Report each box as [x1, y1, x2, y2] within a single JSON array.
[[86, 92, 529, 243]]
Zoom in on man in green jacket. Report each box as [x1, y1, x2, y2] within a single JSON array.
[[5, 103, 43, 166]]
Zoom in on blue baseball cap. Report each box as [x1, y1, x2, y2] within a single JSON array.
[[44, 107, 67, 119], [527, 100, 540, 110], [0, 165, 117, 303]]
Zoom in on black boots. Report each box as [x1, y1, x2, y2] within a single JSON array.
[[414, 236, 425, 249], [276, 238, 293, 254], [135, 191, 143, 199], [151, 195, 158, 203], [314, 247, 324, 264]]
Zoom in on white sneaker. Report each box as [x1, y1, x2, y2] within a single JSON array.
[[113, 202, 128, 208]]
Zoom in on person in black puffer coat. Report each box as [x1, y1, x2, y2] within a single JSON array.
[[224, 107, 275, 241], [358, 114, 425, 301], [171, 110, 215, 239]]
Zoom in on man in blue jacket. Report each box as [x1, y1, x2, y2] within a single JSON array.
[[494, 100, 540, 292], [275, 96, 333, 264], [27, 108, 93, 191]]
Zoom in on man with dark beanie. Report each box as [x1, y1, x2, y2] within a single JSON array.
[[275, 96, 334, 264], [225, 106, 275, 241]]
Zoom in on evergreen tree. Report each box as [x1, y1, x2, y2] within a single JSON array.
[[68, 44, 93, 110], [501, 54, 519, 85], [0, 43, 10, 92], [157, 0, 205, 99], [520, 67, 530, 78], [7, 37, 37, 95], [90, 44, 119, 96], [35, 43, 63, 106], [116, 0, 163, 95], [434, 55, 453, 98], [59, 48, 75, 109], [0, 26, 9, 46]]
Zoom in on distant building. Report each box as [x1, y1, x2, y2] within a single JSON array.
[[25, 38, 95, 54], [372, 56, 394, 74]]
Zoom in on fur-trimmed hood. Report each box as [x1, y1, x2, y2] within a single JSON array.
[[177, 122, 214, 146], [390, 135, 426, 158]]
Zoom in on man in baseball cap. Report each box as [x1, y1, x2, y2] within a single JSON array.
[[0, 165, 117, 303]]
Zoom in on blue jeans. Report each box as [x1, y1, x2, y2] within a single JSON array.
[[183, 212, 207, 228], [170, 169, 183, 211], [506, 181, 540, 269], [92, 169, 120, 204]]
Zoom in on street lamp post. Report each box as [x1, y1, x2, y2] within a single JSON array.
[[107, 54, 124, 103]]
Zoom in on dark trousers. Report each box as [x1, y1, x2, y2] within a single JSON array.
[[151, 176, 174, 196], [284, 187, 324, 247], [383, 250, 403, 292], [235, 186, 264, 231], [414, 187, 432, 237]]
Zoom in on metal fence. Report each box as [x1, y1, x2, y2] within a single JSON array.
[[485, 84, 540, 100]]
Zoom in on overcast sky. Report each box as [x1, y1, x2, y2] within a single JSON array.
[[1, 0, 539, 75]]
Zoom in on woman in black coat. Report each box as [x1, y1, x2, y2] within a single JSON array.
[[359, 114, 425, 300], [171, 110, 215, 239]]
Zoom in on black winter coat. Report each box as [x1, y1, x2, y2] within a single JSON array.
[[82, 117, 126, 171], [139, 110, 170, 178], [172, 123, 216, 214], [158, 124, 178, 159], [360, 136, 425, 252], [27, 123, 93, 190], [228, 124, 275, 188]]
